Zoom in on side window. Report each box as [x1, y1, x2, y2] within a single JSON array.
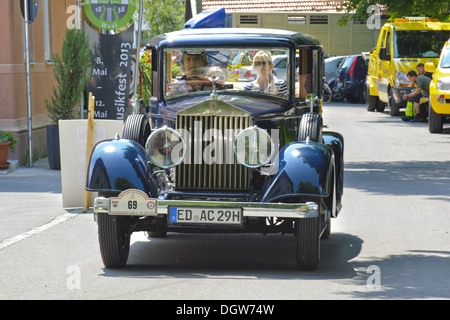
[[295, 47, 320, 99], [385, 31, 391, 58]]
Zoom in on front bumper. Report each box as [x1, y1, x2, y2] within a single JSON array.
[[430, 89, 450, 115], [390, 86, 415, 104], [93, 197, 319, 219]]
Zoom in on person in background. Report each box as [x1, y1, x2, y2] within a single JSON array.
[[402, 70, 431, 122], [416, 63, 433, 79]]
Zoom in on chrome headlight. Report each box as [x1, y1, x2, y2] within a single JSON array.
[[235, 126, 275, 168], [145, 126, 186, 169], [395, 70, 412, 85]]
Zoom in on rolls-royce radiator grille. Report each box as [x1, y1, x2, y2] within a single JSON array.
[[176, 114, 251, 190]]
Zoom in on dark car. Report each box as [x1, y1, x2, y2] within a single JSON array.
[[86, 28, 344, 271], [334, 54, 368, 103]]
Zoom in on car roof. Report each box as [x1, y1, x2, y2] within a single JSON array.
[[149, 28, 321, 49]]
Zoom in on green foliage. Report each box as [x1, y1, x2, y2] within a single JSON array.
[[0, 131, 18, 153], [142, 0, 185, 42], [45, 29, 93, 124], [337, 0, 450, 25], [139, 50, 152, 102]]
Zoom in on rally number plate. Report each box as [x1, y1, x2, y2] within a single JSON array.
[[109, 189, 157, 216], [169, 207, 243, 225]]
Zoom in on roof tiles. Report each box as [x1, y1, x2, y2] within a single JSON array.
[[202, 0, 346, 12]]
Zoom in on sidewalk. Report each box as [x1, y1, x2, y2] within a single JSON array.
[[0, 157, 61, 194]]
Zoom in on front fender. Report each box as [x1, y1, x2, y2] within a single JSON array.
[[86, 139, 157, 196], [260, 141, 334, 202]]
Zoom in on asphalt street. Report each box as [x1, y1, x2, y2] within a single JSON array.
[[1, 101, 450, 300]]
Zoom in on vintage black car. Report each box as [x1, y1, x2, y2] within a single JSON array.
[[86, 28, 344, 271]]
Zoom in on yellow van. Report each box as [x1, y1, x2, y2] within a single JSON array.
[[426, 39, 450, 133], [366, 18, 450, 115]]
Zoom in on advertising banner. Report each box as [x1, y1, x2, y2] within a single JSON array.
[[85, 24, 134, 120]]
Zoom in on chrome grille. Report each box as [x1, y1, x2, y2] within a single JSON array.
[[176, 114, 251, 190]]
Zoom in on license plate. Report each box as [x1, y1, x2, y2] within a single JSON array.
[[337, 82, 343, 88], [109, 189, 157, 216], [169, 207, 243, 225]]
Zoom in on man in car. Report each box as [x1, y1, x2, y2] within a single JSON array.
[[166, 52, 212, 97], [402, 70, 431, 122]]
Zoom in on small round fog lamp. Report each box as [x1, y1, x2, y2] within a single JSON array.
[[235, 126, 274, 168], [145, 126, 185, 169]]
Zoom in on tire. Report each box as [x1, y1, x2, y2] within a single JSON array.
[[366, 87, 378, 112], [97, 192, 131, 268], [376, 99, 386, 113], [298, 113, 323, 143], [428, 100, 443, 133], [122, 114, 151, 147], [295, 215, 321, 271], [388, 95, 400, 116], [358, 85, 366, 104]]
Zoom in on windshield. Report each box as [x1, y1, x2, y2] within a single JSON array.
[[440, 48, 450, 68], [395, 30, 450, 58], [164, 48, 289, 99]]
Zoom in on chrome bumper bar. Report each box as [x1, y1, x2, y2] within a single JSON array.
[[93, 197, 318, 219]]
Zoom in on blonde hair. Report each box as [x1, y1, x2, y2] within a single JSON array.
[[253, 51, 273, 65]]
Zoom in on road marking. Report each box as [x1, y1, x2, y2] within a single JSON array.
[[0, 212, 78, 250]]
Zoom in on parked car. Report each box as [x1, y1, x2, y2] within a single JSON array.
[[271, 54, 288, 80], [227, 50, 255, 82], [335, 54, 368, 103], [324, 55, 346, 102], [426, 39, 450, 133], [86, 28, 344, 271]]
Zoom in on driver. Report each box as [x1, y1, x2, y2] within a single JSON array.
[[167, 52, 212, 96]]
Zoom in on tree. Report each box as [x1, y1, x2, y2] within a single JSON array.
[[45, 29, 93, 123], [337, 0, 450, 25], [142, 0, 185, 42]]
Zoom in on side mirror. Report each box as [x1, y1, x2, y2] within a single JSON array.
[[379, 47, 389, 61], [424, 61, 435, 73]]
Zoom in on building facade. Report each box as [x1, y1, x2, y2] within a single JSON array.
[[0, 0, 77, 165]]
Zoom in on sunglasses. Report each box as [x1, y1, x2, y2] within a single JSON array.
[[254, 61, 269, 66]]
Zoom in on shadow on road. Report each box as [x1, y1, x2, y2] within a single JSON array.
[[337, 250, 450, 299], [345, 160, 450, 201], [100, 232, 363, 280]]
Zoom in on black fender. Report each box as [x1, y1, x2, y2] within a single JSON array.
[[323, 131, 344, 215], [260, 141, 334, 204], [85, 138, 158, 196]]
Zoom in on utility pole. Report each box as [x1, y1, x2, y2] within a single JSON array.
[[23, 0, 33, 167]]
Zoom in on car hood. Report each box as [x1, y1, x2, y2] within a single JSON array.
[[161, 94, 287, 120]]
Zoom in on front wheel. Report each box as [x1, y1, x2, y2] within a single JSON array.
[[295, 215, 321, 271], [428, 100, 443, 133], [388, 95, 400, 116], [97, 193, 131, 268]]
